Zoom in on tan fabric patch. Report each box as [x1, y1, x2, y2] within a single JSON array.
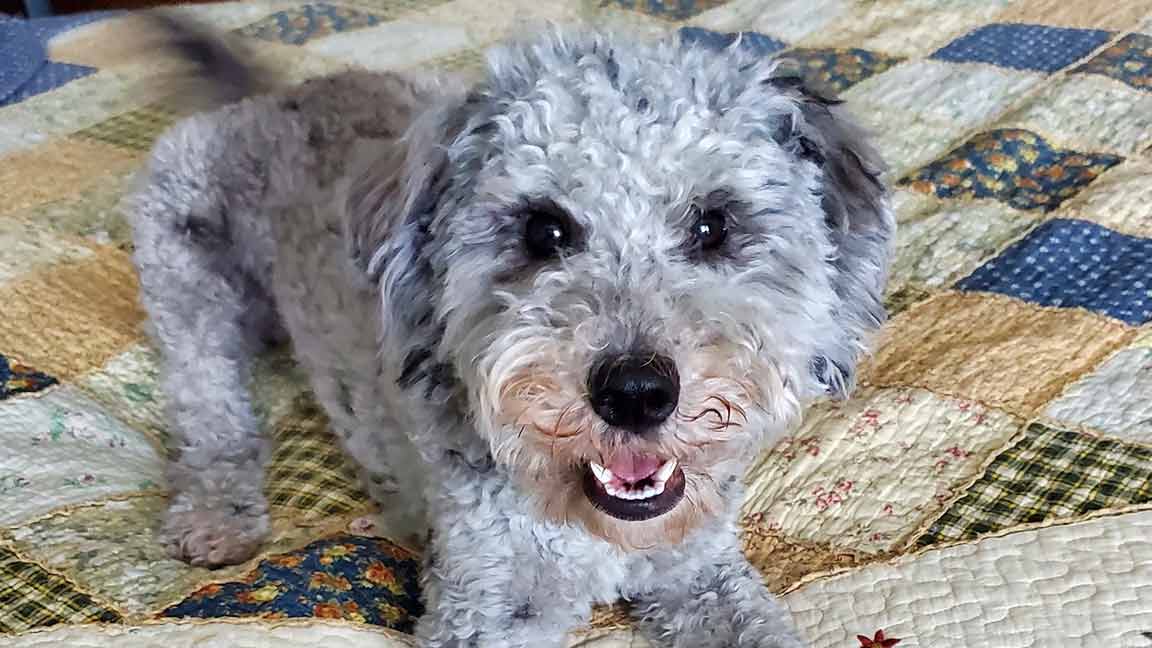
[[993, 0, 1152, 30], [863, 292, 1135, 415], [742, 519, 879, 593], [0, 139, 140, 213], [1055, 158, 1152, 239], [0, 248, 144, 379]]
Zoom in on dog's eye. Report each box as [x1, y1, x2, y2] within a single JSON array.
[[523, 209, 573, 260], [689, 205, 728, 251]]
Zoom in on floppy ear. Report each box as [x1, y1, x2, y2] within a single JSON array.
[[767, 75, 896, 399], [343, 93, 478, 339]]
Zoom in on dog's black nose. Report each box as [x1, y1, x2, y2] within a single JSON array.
[[588, 354, 679, 431]]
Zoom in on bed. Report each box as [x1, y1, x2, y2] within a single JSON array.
[[1, 0, 1150, 645]]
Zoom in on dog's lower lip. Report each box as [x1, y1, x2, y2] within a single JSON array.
[[582, 463, 686, 522]]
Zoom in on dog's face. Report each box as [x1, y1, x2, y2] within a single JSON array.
[[353, 30, 894, 549]]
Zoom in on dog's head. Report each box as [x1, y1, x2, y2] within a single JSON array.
[[350, 28, 894, 549]]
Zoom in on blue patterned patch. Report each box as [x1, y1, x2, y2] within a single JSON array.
[[0, 353, 58, 399], [609, 0, 729, 20], [931, 23, 1113, 73], [956, 219, 1152, 325], [0, 18, 95, 107], [161, 535, 423, 631], [235, 3, 383, 46], [900, 129, 1123, 212], [1073, 32, 1152, 92], [679, 27, 788, 58], [782, 48, 904, 93]]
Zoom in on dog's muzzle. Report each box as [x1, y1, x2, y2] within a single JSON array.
[[583, 353, 686, 521]]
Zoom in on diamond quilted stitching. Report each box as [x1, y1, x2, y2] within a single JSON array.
[[235, 4, 383, 46], [955, 219, 1152, 326], [1073, 32, 1152, 93], [916, 423, 1152, 547], [899, 129, 1123, 212], [930, 23, 1113, 73]]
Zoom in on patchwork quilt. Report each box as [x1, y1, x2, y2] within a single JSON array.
[[1, 0, 1151, 645]]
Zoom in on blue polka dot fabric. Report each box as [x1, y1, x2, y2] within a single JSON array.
[[931, 23, 1113, 73], [0, 15, 102, 108], [679, 27, 788, 58], [956, 219, 1152, 325]]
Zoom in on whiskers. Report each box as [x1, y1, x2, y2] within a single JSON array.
[[678, 394, 748, 432]]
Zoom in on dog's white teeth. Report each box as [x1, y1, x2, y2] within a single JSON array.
[[654, 459, 677, 483], [590, 462, 614, 485], [651, 480, 667, 496]]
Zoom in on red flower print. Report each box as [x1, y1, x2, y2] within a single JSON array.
[[857, 629, 902, 647], [313, 602, 343, 619], [364, 560, 405, 595], [308, 572, 352, 592], [882, 503, 894, 515]]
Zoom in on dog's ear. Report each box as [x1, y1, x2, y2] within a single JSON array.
[[343, 93, 480, 337], [766, 75, 896, 399]]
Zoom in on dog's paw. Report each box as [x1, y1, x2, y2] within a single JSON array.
[[159, 506, 270, 568]]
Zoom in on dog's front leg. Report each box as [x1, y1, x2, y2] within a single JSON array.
[[414, 462, 593, 648], [631, 542, 806, 648]]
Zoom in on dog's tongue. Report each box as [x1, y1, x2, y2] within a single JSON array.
[[605, 452, 663, 483]]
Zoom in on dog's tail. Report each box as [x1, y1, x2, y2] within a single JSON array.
[[123, 11, 284, 108]]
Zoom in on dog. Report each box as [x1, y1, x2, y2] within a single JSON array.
[[126, 16, 895, 647]]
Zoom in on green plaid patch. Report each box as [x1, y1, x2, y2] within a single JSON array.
[[917, 423, 1152, 547], [0, 546, 121, 634], [72, 105, 181, 152], [265, 398, 369, 518], [884, 284, 933, 316]]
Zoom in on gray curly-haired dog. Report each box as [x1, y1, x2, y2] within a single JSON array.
[[127, 16, 894, 648]]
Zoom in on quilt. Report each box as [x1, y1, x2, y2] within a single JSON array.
[[1, 0, 1150, 646]]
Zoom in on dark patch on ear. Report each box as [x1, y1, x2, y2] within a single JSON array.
[[605, 48, 620, 88], [398, 348, 433, 389], [636, 96, 649, 112], [511, 603, 536, 620]]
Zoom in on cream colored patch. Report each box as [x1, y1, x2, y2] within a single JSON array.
[[1054, 158, 1152, 239], [0, 217, 95, 285], [1044, 344, 1152, 444], [845, 61, 1043, 132], [0, 66, 176, 156], [801, 0, 1009, 57], [3, 618, 419, 647], [305, 19, 476, 70], [849, 108, 969, 180], [993, 0, 1152, 29], [75, 344, 311, 444], [890, 200, 1037, 289], [783, 508, 1152, 647], [3, 496, 342, 616], [743, 387, 1020, 553], [688, 0, 849, 42], [998, 74, 1152, 156], [864, 292, 1135, 416], [0, 387, 164, 527]]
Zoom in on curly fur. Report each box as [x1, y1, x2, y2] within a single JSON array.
[[127, 19, 894, 648]]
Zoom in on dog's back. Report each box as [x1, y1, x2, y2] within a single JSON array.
[[125, 15, 446, 565]]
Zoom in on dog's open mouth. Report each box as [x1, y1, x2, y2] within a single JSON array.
[[582, 452, 686, 521]]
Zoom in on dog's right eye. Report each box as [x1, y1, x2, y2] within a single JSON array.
[[523, 207, 574, 260]]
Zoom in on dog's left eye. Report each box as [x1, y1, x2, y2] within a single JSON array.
[[523, 208, 574, 260], [689, 205, 728, 251]]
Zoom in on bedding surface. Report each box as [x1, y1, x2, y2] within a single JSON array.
[[1, 1, 1150, 645]]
